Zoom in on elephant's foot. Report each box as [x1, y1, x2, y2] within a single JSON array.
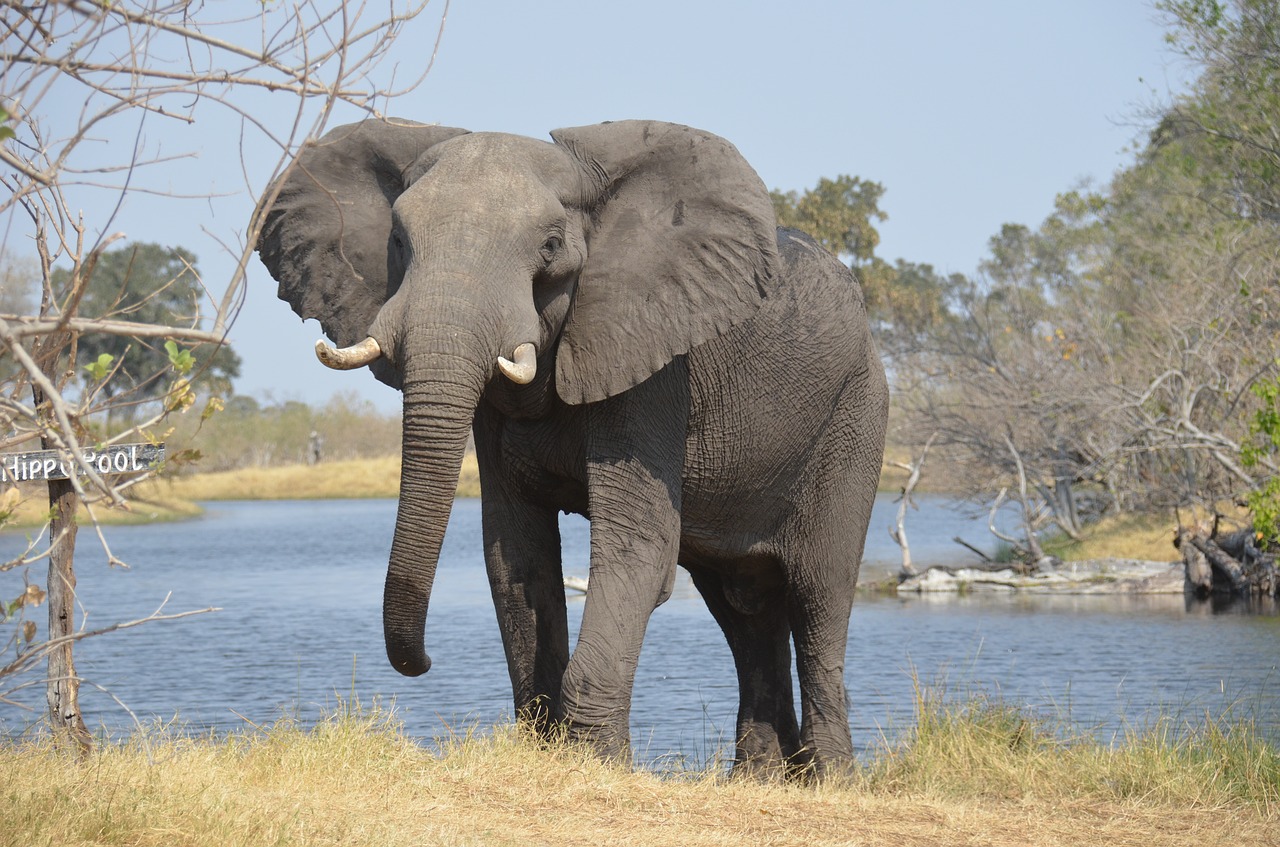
[[564, 718, 632, 764], [731, 738, 859, 783], [514, 695, 561, 741], [729, 722, 804, 781], [799, 750, 858, 784]]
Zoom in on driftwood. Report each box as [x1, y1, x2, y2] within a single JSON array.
[[887, 434, 936, 580], [1175, 522, 1278, 598], [898, 559, 1184, 595]]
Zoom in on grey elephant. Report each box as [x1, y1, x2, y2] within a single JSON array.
[[254, 118, 888, 777]]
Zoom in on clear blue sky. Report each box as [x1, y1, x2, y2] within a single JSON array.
[[28, 1, 1195, 413]]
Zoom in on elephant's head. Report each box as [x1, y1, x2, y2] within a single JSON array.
[[254, 118, 779, 677]]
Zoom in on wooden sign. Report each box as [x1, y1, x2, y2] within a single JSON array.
[[1, 443, 165, 482]]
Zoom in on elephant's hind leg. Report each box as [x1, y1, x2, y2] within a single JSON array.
[[785, 553, 857, 777], [783, 381, 886, 778], [686, 564, 802, 779]]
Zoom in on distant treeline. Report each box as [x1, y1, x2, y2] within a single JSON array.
[[167, 391, 401, 472]]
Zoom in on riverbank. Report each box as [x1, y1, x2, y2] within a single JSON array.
[[0, 455, 480, 529], [136, 454, 479, 501], [1, 457, 1181, 565], [3, 701, 1274, 846]]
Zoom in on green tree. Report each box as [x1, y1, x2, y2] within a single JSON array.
[[771, 175, 959, 345], [58, 243, 241, 416], [1242, 374, 1280, 546], [770, 175, 887, 264], [1156, 0, 1280, 543], [0, 252, 35, 314], [1160, 0, 1280, 221], [0, 254, 37, 385]]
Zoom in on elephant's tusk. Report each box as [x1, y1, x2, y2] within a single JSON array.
[[497, 342, 537, 384], [315, 336, 382, 370]]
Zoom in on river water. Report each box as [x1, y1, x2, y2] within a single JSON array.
[[2, 496, 1277, 764]]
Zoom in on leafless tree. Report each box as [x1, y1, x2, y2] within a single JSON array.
[[0, 0, 441, 750], [887, 433, 935, 579], [893, 196, 1278, 559]]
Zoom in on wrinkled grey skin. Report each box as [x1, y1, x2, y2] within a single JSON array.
[[254, 119, 888, 778]]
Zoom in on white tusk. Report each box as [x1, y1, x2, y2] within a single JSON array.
[[315, 336, 381, 370], [497, 342, 537, 384]]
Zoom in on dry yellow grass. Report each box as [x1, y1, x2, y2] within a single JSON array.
[[134, 453, 481, 502], [1039, 505, 1257, 563], [1044, 510, 1181, 562], [1, 483, 202, 529], [2, 704, 1274, 847], [139, 456, 404, 501], [0, 455, 479, 530]]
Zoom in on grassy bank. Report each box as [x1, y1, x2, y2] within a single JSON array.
[[1043, 510, 1179, 563], [1, 486, 204, 530], [2, 698, 1275, 846], [0, 456, 478, 531], [0, 453, 1184, 565], [137, 453, 479, 501]]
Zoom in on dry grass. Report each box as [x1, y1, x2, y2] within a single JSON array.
[[1038, 505, 1257, 563], [138, 456, 404, 501], [1, 455, 480, 531], [133, 453, 481, 502], [2, 699, 1275, 847], [872, 687, 1280, 811], [1, 482, 203, 529], [1043, 510, 1181, 563]]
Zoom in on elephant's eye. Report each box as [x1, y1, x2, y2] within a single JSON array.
[[540, 235, 562, 262]]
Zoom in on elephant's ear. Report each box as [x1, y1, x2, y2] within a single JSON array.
[[254, 119, 469, 350], [549, 120, 779, 405]]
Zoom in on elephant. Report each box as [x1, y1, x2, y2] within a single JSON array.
[[253, 118, 888, 777]]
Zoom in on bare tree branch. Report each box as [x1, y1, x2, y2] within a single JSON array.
[[0, 0, 439, 746]]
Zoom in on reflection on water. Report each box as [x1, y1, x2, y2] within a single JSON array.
[[1, 495, 1276, 763]]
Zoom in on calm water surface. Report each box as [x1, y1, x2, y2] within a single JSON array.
[[2, 496, 1277, 764]]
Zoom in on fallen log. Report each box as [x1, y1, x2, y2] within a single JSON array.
[[1175, 523, 1278, 598]]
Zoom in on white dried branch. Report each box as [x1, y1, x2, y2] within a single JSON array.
[[0, 315, 230, 345], [887, 433, 936, 577]]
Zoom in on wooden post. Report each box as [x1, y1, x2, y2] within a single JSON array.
[[30, 328, 93, 754], [44, 474, 92, 755]]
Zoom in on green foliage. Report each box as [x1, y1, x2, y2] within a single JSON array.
[[1241, 373, 1280, 546], [164, 340, 195, 375], [83, 352, 114, 382], [770, 175, 962, 346], [770, 174, 887, 264], [874, 259, 965, 345], [1159, 0, 1280, 220]]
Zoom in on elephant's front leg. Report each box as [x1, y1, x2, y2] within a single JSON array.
[[480, 494, 569, 731], [474, 417, 571, 732], [561, 369, 686, 760]]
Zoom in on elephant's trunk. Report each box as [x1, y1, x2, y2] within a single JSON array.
[[382, 332, 489, 677]]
